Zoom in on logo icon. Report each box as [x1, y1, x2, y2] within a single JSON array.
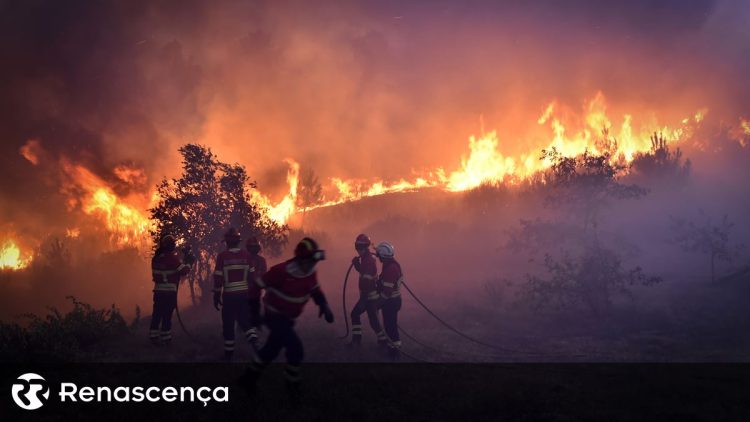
[[11, 373, 50, 410]]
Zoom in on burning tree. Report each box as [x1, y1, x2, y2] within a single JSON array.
[[541, 133, 648, 234], [630, 132, 691, 185], [296, 167, 323, 228], [669, 212, 740, 283], [508, 130, 660, 314], [149, 144, 288, 305]]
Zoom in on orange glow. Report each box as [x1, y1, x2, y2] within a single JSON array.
[[21, 93, 726, 242], [0, 239, 32, 270], [60, 160, 153, 248]]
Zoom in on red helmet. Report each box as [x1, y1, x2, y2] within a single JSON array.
[[224, 227, 241, 243], [294, 237, 326, 261], [354, 233, 371, 250]]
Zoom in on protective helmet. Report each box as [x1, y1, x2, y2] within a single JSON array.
[[354, 233, 371, 250], [160, 234, 176, 249], [224, 227, 242, 243], [246, 236, 261, 253], [375, 241, 395, 259], [294, 237, 326, 261]]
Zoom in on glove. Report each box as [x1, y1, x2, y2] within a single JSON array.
[[318, 303, 334, 323], [351, 256, 359, 266], [213, 292, 222, 311]]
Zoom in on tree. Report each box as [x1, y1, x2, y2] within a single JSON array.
[[630, 132, 691, 185], [669, 211, 740, 283], [508, 130, 659, 314], [149, 144, 288, 305], [540, 130, 648, 236], [296, 167, 323, 229]]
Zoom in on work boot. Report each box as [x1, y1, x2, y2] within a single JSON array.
[[224, 351, 234, 362], [245, 328, 259, 346], [349, 334, 362, 347], [376, 330, 388, 348], [149, 330, 160, 345]]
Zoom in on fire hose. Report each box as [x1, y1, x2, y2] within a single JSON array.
[[338, 260, 602, 360], [338, 263, 354, 339]]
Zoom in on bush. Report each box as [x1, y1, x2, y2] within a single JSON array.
[[0, 296, 131, 362]]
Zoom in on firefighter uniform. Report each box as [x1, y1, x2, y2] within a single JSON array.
[[351, 252, 386, 344], [213, 247, 257, 356], [249, 258, 329, 376], [247, 252, 267, 329], [379, 258, 403, 352], [149, 250, 192, 344]]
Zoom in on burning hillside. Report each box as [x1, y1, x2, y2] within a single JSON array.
[[2, 90, 745, 264]]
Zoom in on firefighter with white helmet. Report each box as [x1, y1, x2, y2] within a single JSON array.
[[375, 241, 403, 358]]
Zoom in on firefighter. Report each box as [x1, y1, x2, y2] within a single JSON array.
[[149, 235, 195, 345], [375, 241, 403, 359], [246, 236, 267, 336], [243, 237, 334, 400], [350, 234, 387, 346], [213, 228, 257, 360]]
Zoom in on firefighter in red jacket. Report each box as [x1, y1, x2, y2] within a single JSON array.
[[213, 228, 257, 360], [375, 241, 403, 358], [244, 237, 334, 398], [246, 236, 267, 332], [350, 234, 387, 346], [149, 235, 195, 344]]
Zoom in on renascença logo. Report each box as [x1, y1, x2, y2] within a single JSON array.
[[12, 373, 50, 410], [10, 373, 229, 409]]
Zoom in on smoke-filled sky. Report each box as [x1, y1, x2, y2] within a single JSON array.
[[1, 0, 749, 243]]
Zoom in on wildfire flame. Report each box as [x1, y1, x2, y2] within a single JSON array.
[[0, 239, 32, 270], [14, 93, 740, 246], [60, 160, 153, 248]]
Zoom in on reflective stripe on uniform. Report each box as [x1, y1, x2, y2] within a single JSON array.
[[223, 281, 248, 292], [152, 268, 179, 284], [178, 263, 191, 272], [351, 324, 363, 334], [255, 277, 266, 288], [367, 291, 380, 300], [361, 274, 375, 280], [267, 287, 310, 304], [214, 270, 223, 276], [154, 283, 177, 292]]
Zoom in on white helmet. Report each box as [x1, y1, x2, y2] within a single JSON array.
[[375, 241, 395, 259]]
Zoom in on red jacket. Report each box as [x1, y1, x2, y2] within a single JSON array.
[[253, 258, 327, 319], [379, 259, 403, 299], [354, 253, 378, 300], [151, 251, 191, 295], [247, 254, 267, 300], [213, 248, 255, 296]]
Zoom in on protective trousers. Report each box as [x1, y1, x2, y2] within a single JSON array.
[[222, 294, 256, 353], [350, 293, 386, 342], [149, 293, 176, 343], [381, 296, 402, 348]]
